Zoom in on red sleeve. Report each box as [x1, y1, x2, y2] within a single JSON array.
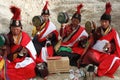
[[113, 29, 120, 57], [60, 25, 72, 38], [60, 27, 64, 38], [21, 31, 31, 46]]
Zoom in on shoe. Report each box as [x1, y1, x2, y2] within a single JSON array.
[[86, 64, 94, 72]]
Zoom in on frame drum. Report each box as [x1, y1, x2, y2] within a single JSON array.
[[57, 12, 69, 24], [32, 15, 45, 27]]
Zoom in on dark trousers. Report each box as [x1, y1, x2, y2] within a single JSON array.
[[57, 51, 80, 66]]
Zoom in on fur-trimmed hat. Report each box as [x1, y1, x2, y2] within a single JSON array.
[[101, 2, 112, 22], [72, 3, 83, 22], [10, 6, 22, 27], [41, 1, 50, 15]]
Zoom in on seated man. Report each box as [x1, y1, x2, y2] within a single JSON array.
[[7, 6, 37, 79], [32, 1, 58, 63], [57, 4, 89, 66], [81, 2, 120, 78]]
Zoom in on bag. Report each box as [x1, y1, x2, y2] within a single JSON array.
[[57, 46, 72, 53], [35, 62, 49, 78]]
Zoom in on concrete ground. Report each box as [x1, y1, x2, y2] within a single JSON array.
[[33, 66, 120, 80]]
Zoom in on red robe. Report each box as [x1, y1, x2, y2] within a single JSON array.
[[60, 24, 88, 55], [84, 28, 120, 78], [7, 31, 37, 79], [34, 21, 59, 63]]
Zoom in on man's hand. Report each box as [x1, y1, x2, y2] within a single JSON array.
[[46, 33, 53, 40], [103, 43, 112, 53]]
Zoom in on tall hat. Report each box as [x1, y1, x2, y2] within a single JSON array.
[[100, 2, 112, 22], [10, 6, 22, 27], [41, 1, 50, 15], [72, 3, 83, 22]]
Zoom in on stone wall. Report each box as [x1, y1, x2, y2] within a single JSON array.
[[0, 0, 120, 36]]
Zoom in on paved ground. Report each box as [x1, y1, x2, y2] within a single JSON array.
[[33, 66, 120, 80]]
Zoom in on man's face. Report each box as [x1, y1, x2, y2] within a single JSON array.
[[100, 20, 110, 29], [10, 26, 22, 35], [42, 14, 49, 22], [71, 18, 80, 27]]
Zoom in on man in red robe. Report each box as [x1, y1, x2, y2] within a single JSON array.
[[57, 4, 89, 66], [7, 6, 37, 79], [32, 1, 59, 63], [82, 2, 120, 78]]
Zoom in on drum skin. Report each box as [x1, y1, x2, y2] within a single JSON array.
[[32, 15, 45, 27], [57, 12, 69, 24], [85, 21, 92, 34]]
